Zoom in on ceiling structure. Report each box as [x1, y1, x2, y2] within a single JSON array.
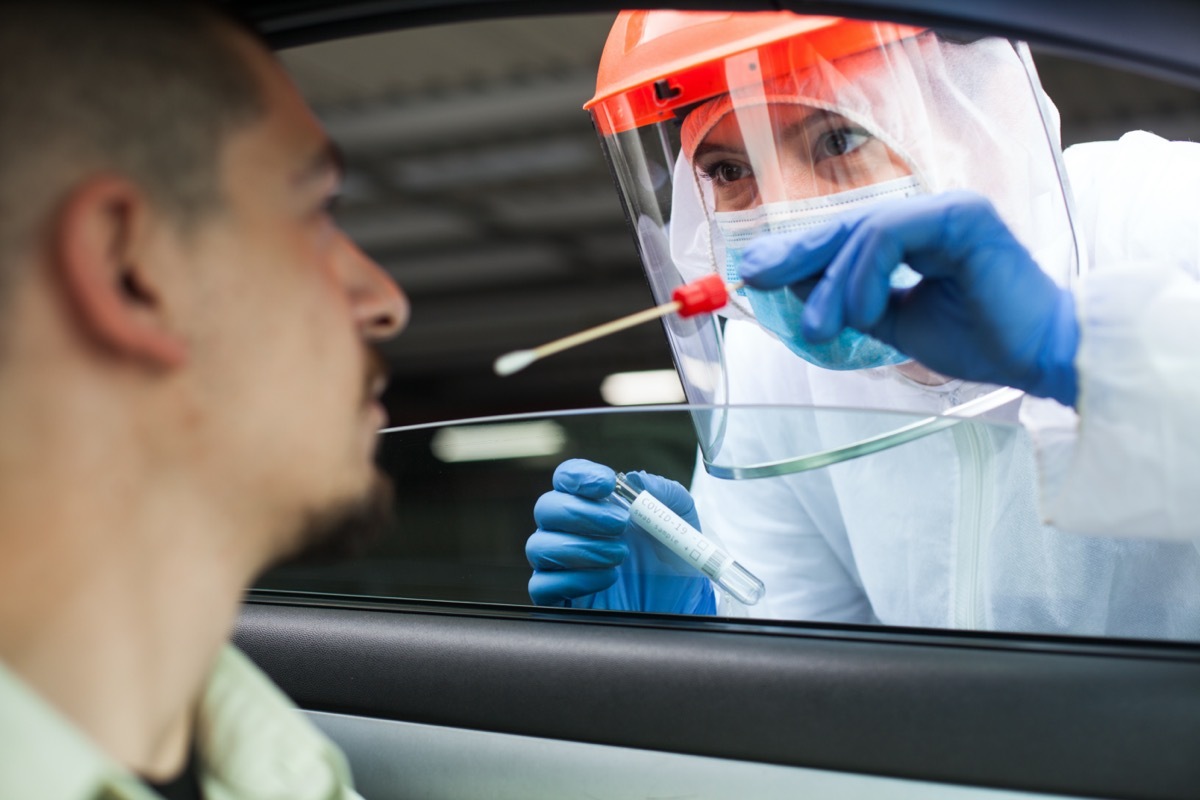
[[277, 12, 1200, 426]]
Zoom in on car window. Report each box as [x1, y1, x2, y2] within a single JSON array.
[[254, 13, 1200, 644]]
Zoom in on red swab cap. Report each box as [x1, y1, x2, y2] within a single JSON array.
[[671, 274, 730, 317]]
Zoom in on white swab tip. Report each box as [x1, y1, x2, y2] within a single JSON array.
[[494, 349, 538, 377]]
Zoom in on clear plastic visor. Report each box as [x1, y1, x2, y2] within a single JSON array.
[[591, 28, 1081, 478]]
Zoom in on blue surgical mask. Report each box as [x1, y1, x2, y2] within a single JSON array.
[[715, 176, 922, 371]]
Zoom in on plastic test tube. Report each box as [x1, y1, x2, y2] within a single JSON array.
[[611, 473, 766, 606]]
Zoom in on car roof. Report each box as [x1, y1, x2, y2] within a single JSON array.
[[232, 0, 1200, 88]]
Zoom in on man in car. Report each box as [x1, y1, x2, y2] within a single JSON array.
[[0, 1, 406, 796]]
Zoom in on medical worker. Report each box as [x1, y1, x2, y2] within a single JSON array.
[[527, 11, 1200, 638]]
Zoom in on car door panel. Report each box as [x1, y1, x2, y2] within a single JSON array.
[[307, 711, 1085, 800], [237, 600, 1200, 799]]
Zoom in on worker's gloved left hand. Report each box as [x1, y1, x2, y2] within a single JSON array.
[[739, 191, 1080, 406], [527, 458, 716, 615]]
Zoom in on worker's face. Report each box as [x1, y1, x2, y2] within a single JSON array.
[[693, 103, 911, 212], [178, 31, 408, 562]]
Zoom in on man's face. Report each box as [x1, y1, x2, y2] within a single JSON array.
[[175, 31, 408, 560]]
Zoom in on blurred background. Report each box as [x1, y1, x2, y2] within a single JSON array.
[[277, 12, 1200, 426], [256, 12, 1200, 605]]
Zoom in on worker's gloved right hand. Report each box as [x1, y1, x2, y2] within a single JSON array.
[[740, 191, 1080, 406], [527, 458, 716, 615]]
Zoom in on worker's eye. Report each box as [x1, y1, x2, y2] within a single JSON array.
[[813, 126, 872, 161], [697, 159, 753, 186]]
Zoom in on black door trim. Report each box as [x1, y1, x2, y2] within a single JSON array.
[[237, 599, 1200, 800]]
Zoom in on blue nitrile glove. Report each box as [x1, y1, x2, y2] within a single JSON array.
[[739, 191, 1080, 406], [526, 458, 716, 614]]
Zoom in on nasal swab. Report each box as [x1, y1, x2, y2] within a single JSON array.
[[494, 276, 743, 377]]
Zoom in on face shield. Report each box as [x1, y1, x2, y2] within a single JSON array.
[[587, 11, 1081, 476]]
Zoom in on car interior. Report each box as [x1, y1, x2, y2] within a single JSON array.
[[231, 1, 1200, 798]]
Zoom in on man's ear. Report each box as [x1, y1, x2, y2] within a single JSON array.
[[54, 175, 188, 368]]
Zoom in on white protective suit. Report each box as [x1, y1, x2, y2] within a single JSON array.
[[690, 131, 1200, 640]]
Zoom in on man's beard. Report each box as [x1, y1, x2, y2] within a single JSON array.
[[270, 472, 396, 568]]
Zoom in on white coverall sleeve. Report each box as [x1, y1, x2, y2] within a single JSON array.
[[1037, 132, 1200, 539]]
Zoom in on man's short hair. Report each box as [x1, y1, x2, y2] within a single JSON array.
[[0, 0, 266, 282]]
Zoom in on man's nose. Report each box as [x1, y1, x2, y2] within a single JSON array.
[[339, 233, 409, 341]]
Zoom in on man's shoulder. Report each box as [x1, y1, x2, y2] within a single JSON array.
[[196, 644, 362, 799], [0, 647, 363, 800], [0, 657, 144, 799]]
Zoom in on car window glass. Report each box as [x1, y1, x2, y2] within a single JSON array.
[[255, 14, 1200, 645]]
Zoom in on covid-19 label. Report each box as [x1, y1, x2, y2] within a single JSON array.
[[630, 493, 726, 579]]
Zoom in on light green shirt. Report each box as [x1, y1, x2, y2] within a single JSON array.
[[0, 645, 363, 800]]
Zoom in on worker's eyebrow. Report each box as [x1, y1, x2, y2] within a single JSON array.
[[693, 136, 745, 162], [775, 110, 854, 144], [295, 139, 346, 187], [692, 108, 837, 162]]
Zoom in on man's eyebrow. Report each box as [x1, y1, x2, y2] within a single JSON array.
[[296, 140, 346, 186]]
